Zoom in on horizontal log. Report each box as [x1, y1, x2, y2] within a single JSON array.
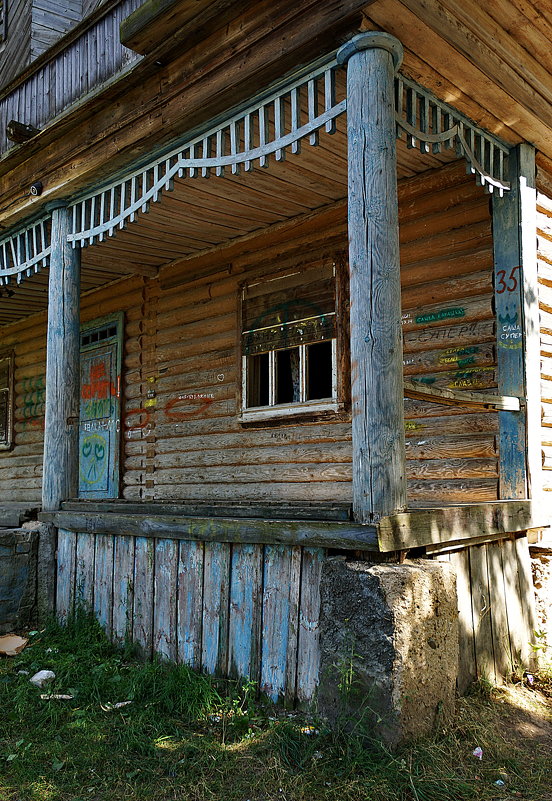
[[378, 500, 546, 552], [40, 510, 378, 551], [403, 380, 519, 410], [61, 499, 351, 521]]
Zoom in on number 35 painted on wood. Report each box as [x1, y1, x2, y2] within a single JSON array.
[[496, 265, 521, 294]]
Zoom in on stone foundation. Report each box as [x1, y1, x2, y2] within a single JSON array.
[[530, 546, 552, 664], [317, 557, 458, 747], [0, 528, 38, 633]]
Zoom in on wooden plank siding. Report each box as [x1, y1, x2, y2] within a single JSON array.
[[57, 529, 326, 702], [0, 0, 142, 156], [537, 177, 552, 502]]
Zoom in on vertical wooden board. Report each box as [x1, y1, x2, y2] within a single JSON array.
[[228, 544, 263, 682], [177, 540, 204, 668], [296, 547, 324, 705], [93, 533, 115, 637], [133, 536, 155, 658], [153, 538, 178, 661], [112, 535, 136, 645], [74, 531, 95, 612], [56, 528, 76, 624], [469, 544, 496, 683], [513, 535, 538, 668], [261, 545, 301, 702], [201, 542, 230, 676], [487, 541, 513, 681], [449, 549, 477, 694]]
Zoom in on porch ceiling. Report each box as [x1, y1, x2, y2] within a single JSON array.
[[0, 125, 458, 327]]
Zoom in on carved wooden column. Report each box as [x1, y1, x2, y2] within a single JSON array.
[[42, 201, 81, 512], [337, 32, 407, 523]]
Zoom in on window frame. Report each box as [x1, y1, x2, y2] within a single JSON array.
[[238, 257, 349, 424], [0, 349, 15, 451]]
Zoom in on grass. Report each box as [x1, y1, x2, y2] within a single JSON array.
[[0, 612, 550, 801]]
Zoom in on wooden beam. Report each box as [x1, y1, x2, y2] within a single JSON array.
[[60, 499, 352, 522], [6, 121, 40, 144], [120, 0, 242, 56], [492, 144, 542, 499], [41, 202, 80, 512], [377, 500, 546, 552], [39, 510, 379, 551], [337, 32, 407, 523], [403, 380, 521, 411]]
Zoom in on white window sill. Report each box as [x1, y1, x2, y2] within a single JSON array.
[[240, 399, 340, 423]]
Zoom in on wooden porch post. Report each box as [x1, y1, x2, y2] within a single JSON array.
[[493, 144, 541, 501], [42, 201, 81, 512], [337, 32, 407, 523]]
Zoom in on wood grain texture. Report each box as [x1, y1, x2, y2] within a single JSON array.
[[296, 547, 324, 705], [469, 543, 496, 682], [42, 204, 81, 512], [201, 542, 230, 675], [227, 543, 263, 681], [261, 544, 301, 701], [177, 540, 204, 668], [75, 530, 95, 610], [93, 532, 114, 637], [132, 536, 155, 657], [112, 534, 135, 644], [153, 538, 178, 660], [449, 548, 476, 693], [342, 36, 406, 522], [56, 528, 76, 623]]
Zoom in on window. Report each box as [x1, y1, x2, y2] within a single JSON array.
[[240, 262, 341, 421], [0, 350, 14, 449]]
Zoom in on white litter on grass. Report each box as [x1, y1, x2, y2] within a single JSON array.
[[472, 746, 483, 760], [100, 701, 132, 711], [40, 694, 74, 700], [29, 670, 55, 688]]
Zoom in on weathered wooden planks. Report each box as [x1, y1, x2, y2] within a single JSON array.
[[41, 203, 81, 513], [177, 540, 204, 668], [56, 528, 76, 623], [56, 528, 331, 703], [132, 537, 155, 657], [339, 33, 407, 522]]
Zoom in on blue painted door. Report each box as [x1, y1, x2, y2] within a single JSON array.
[[78, 315, 123, 498]]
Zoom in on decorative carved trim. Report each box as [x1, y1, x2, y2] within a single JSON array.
[[396, 75, 511, 194], [0, 54, 515, 284], [0, 217, 51, 285], [68, 58, 345, 247]]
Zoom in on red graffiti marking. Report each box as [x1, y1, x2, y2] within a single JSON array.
[[81, 360, 119, 400], [165, 395, 214, 420], [125, 394, 215, 432], [496, 265, 520, 294]]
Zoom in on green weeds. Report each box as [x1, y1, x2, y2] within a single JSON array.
[[0, 613, 550, 800]]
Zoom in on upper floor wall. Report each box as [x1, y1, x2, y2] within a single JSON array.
[[0, 0, 142, 155]]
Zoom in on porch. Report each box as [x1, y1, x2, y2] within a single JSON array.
[[0, 26, 546, 723]]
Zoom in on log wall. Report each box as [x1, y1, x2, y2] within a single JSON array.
[[0, 162, 498, 508]]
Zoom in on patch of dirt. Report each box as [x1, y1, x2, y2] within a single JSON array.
[[495, 684, 552, 758]]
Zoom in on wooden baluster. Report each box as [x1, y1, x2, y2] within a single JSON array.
[[307, 78, 318, 145], [290, 88, 301, 155]]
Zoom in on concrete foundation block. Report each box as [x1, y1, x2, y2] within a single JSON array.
[[0, 528, 38, 633], [318, 557, 458, 747]]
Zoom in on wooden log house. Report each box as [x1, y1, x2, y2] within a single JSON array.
[[0, 0, 550, 702]]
